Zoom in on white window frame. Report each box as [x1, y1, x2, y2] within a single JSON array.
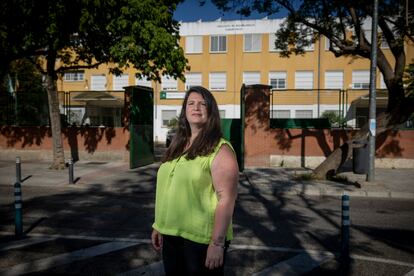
[[113, 74, 129, 91], [209, 72, 227, 91], [324, 71, 344, 89], [244, 33, 262, 52], [64, 71, 84, 82], [210, 35, 227, 53], [135, 76, 152, 88], [271, 110, 291, 118], [269, 72, 287, 90], [352, 70, 370, 89], [90, 75, 106, 91], [243, 72, 261, 86], [185, 73, 202, 90], [161, 75, 178, 91], [295, 110, 313, 118], [161, 110, 177, 127], [268, 33, 281, 52], [185, 36, 203, 54], [295, 71, 314, 89]]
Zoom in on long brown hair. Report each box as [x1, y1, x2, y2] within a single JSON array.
[[162, 86, 222, 162]]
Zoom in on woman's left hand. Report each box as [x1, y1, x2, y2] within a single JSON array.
[[205, 244, 224, 269]]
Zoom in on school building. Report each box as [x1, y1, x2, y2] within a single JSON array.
[[58, 18, 412, 143]]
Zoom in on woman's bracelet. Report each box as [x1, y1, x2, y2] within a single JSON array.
[[210, 241, 225, 249]]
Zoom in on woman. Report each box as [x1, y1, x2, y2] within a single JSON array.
[[151, 86, 239, 275]]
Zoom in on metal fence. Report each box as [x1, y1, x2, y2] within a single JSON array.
[[0, 91, 49, 126], [269, 88, 406, 128], [0, 90, 125, 127]]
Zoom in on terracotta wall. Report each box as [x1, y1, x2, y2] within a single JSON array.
[[0, 126, 130, 161], [244, 85, 414, 167]]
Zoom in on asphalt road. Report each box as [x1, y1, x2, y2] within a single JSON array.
[[0, 183, 413, 275]]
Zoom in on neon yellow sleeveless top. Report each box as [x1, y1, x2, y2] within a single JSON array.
[[152, 138, 234, 244]]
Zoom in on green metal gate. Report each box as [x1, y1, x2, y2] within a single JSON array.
[[219, 84, 245, 172], [126, 85, 154, 169]]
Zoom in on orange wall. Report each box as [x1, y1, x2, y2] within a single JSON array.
[[0, 126, 130, 153], [243, 85, 414, 167]]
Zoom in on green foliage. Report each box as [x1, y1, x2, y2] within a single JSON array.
[[167, 117, 179, 129], [0, 0, 188, 81], [321, 110, 346, 127]]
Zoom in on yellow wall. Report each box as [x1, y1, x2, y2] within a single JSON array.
[[59, 31, 413, 108]]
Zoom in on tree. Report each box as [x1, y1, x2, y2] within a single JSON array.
[[212, 0, 414, 178], [0, 0, 188, 169]]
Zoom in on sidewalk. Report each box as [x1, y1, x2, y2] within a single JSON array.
[[0, 159, 413, 199]]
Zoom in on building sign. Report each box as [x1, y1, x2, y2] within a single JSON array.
[[160, 91, 186, 99]]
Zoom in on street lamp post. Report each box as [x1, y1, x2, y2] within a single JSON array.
[[367, 0, 379, 182]]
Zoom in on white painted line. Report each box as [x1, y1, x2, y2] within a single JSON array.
[[0, 237, 55, 251], [352, 254, 414, 268], [0, 241, 140, 276], [252, 251, 335, 276], [117, 261, 164, 276], [404, 268, 414, 276]]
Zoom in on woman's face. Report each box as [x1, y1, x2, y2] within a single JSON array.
[[186, 92, 208, 127]]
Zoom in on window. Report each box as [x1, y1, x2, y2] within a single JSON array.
[[219, 110, 225, 118], [90, 75, 106, 91], [210, 35, 227, 53], [297, 27, 314, 51], [271, 110, 291, 118], [269, 72, 287, 90], [113, 74, 129, 91], [352, 70, 370, 89], [325, 71, 343, 89], [186, 36, 203, 54], [243, 72, 261, 86], [161, 110, 177, 127], [295, 71, 313, 89], [325, 37, 340, 51], [161, 75, 177, 91], [269, 33, 281, 52], [135, 76, 152, 88], [244, 34, 262, 52], [380, 74, 386, 89], [295, 110, 313, 118], [185, 73, 202, 90], [64, 71, 84, 81], [209, 72, 226, 91]]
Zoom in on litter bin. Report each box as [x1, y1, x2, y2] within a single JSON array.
[[352, 139, 369, 174]]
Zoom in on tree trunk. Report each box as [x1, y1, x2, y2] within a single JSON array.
[[44, 59, 65, 170], [313, 112, 393, 179]]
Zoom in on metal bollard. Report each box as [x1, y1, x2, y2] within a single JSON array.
[[68, 158, 74, 184], [341, 194, 350, 260], [14, 181, 23, 238], [16, 156, 21, 183]]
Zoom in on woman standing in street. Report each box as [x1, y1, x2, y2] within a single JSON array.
[[151, 86, 239, 275]]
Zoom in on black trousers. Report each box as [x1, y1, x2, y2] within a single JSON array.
[[162, 235, 229, 276]]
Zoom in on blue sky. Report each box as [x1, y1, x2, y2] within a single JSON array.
[[173, 0, 286, 22]]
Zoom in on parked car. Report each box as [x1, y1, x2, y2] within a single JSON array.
[[166, 128, 177, 148]]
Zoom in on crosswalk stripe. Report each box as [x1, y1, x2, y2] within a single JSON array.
[[0, 241, 140, 276], [0, 237, 55, 251], [252, 251, 335, 276], [117, 261, 164, 276]]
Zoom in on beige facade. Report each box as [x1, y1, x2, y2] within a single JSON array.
[[59, 18, 413, 142]]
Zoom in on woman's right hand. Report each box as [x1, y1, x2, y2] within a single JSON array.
[[151, 229, 163, 251]]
